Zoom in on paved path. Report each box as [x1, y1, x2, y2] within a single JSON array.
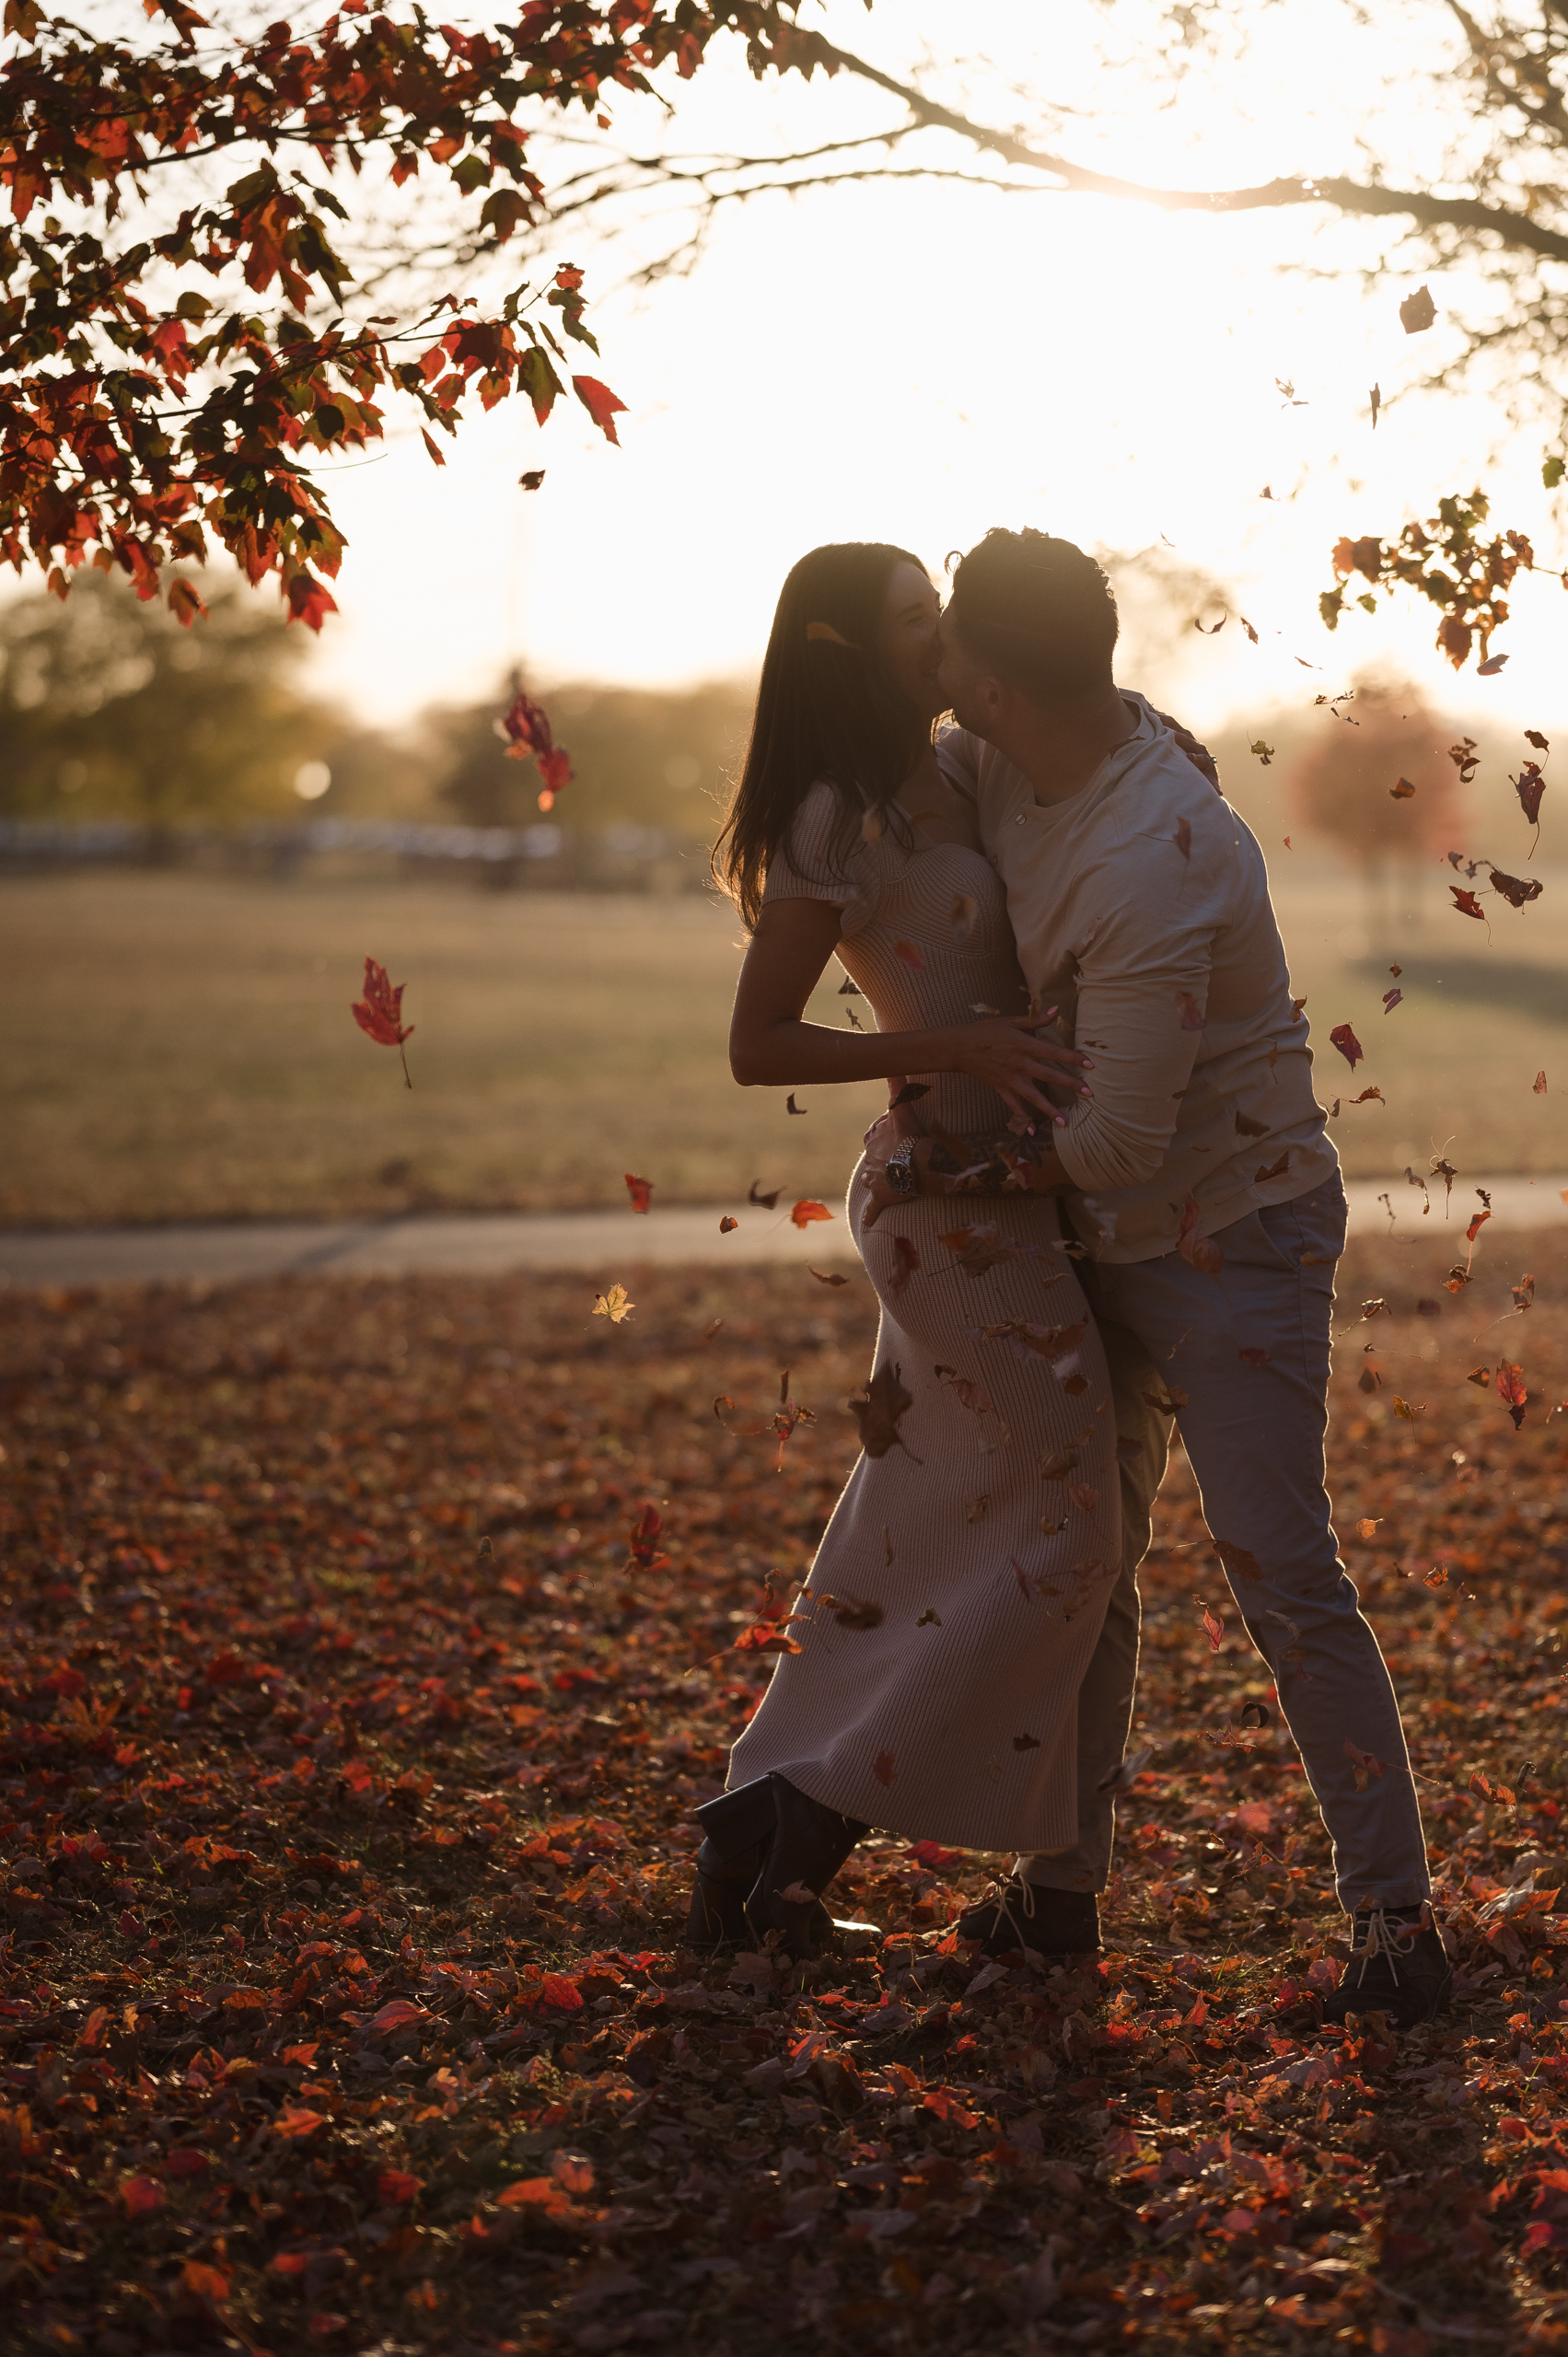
[[2, 1177, 1564, 1287]]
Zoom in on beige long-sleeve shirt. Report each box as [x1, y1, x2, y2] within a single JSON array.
[[937, 695, 1338, 1262]]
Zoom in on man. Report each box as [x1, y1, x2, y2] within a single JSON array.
[[865, 526, 1446, 2026]]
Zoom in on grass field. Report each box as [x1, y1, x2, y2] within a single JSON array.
[[4, 862, 1567, 1227]]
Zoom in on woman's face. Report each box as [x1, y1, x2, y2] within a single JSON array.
[[874, 561, 945, 722]]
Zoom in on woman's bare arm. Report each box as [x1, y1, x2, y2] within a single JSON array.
[[729, 898, 1092, 1122]]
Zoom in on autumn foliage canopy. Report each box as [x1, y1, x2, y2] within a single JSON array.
[[0, 1, 838, 633]]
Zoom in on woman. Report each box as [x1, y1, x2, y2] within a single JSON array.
[[686, 541, 1121, 1960]]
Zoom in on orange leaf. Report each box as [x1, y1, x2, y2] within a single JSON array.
[[624, 1173, 653, 1213], [181, 2260, 230, 2300], [790, 1200, 832, 1228], [272, 2106, 326, 2138], [122, 2175, 164, 2216]]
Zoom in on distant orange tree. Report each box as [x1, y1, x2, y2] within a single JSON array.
[[1284, 677, 1462, 865]]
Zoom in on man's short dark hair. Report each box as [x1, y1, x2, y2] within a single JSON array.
[[946, 528, 1119, 705]]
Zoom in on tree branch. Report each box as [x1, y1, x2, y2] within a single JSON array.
[[815, 35, 1568, 269]]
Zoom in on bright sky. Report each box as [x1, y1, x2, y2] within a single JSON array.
[[280, 1, 1568, 735]]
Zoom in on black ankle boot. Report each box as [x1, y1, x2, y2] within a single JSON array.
[[956, 1877, 1101, 1958], [744, 1773, 869, 1959], [685, 1777, 777, 1949]]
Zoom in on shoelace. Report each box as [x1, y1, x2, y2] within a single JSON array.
[[979, 1872, 1038, 1954], [1346, 1905, 1423, 1989]]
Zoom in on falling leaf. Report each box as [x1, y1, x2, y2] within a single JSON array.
[[1478, 653, 1509, 676], [1358, 1366, 1380, 1392], [886, 1236, 921, 1302], [791, 1200, 831, 1228], [1492, 867, 1544, 909], [916, 1607, 942, 1627], [848, 1364, 917, 1459], [1389, 776, 1416, 799], [1172, 817, 1192, 860], [719, 1214, 738, 1233], [936, 1365, 993, 1417], [749, 1181, 783, 1208], [949, 894, 978, 942], [785, 1094, 807, 1115], [1235, 1109, 1269, 1138], [1254, 1150, 1291, 1181], [1468, 1365, 1492, 1387], [571, 373, 628, 443], [1516, 762, 1547, 830], [1177, 1198, 1223, 1276], [1329, 1023, 1364, 1068], [937, 1224, 1030, 1277], [1527, 728, 1551, 750], [1400, 284, 1437, 333], [1370, 381, 1381, 428], [1356, 1517, 1383, 1539], [1344, 1736, 1387, 1790], [1424, 1564, 1449, 1589], [809, 1268, 850, 1286], [1238, 1345, 1270, 1366], [822, 1594, 884, 1631], [1175, 990, 1205, 1032], [873, 1749, 897, 1786], [1193, 615, 1226, 634], [1451, 886, 1487, 920], [499, 688, 573, 807], [1201, 1605, 1225, 1652], [1350, 1087, 1385, 1106], [1467, 1205, 1492, 1244], [1249, 740, 1275, 765], [623, 1504, 668, 1575], [1012, 1732, 1040, 1752], [623, 1173, 653, 1213], [518, 469, 545, 490], [351, 956, 414, 1087], [1535, 1072, 1548, 1096], [894, 940, 925, 971], [592, 1283, 633, 1324], [1496, 1362, 1528, 1429], [1068, 1481, 1099, 1512], [1382, 988, 1403, 1014], [1392, 1396, 1419, 1421], [1512, 1273, 1536, 1311], [890, 1081, 930, 1109]]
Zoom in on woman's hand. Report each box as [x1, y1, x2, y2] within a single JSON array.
[[933, 1012, 1092, 1122]]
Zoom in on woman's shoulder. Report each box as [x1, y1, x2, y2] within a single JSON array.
[[763, 776, 883, 929]]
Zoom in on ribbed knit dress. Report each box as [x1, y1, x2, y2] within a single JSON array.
[[726, 782, 1121, 1855]]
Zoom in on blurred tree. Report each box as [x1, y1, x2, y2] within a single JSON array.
[[1285, 675, 1460, 864], [435, 674, 752, 834], [0, 572, 343, 831]]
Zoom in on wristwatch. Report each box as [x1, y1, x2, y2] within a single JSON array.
[[885, 1138, 919, 1198]]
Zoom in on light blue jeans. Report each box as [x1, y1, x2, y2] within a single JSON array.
[[1026, 1173, 1430, 1914]]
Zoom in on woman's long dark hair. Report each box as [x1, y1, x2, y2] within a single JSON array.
[[713, 541, 931, 928]]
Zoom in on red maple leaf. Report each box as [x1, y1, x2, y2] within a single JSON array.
[[1329, 1022, 1364, 1068], [572, 375, 628, 444], [351, 957, 413, 1088], [627, 1504, 667, 1570], [1451, 886, 1487, 920], [499, 689, 575, 810]]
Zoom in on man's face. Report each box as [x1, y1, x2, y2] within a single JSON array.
[[936, 612, 1003, 740]]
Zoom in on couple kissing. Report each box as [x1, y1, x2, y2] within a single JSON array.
[[687, 528, 1446, 2031]]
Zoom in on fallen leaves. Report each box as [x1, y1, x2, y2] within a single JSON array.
[[9, 1251, 1568, 2352]]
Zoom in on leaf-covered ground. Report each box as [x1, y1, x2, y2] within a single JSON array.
[[5, 1229, 1568, 2354]]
